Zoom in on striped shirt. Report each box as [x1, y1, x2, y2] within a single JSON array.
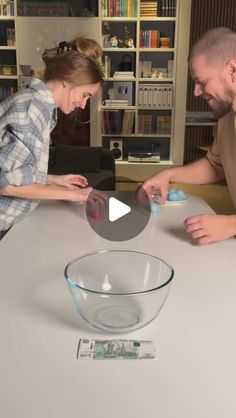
[[0, 78, 57, 231]]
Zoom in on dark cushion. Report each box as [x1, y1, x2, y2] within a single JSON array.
[[85, 170, 115, 190], [54, 144, 102, 173]]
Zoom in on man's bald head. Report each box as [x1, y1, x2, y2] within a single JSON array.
[[189, 27, 236, 67]]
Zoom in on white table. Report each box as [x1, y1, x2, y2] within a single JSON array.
[[1, 196, 236, 417]]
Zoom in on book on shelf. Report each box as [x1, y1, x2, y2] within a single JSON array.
[[157, 0, 176, 17], [102, 110, 124, 134], [105, 99, 129, 107], [139, 30, 160, 48], [113, 71, 134, 79], [101, 0, 137, 17], [17, 1, 72, 16], [121, 110, 135, 134], [138, 114, 153, 134], [0, 86, 17, 102], [103, 55, 111, 78], [102, 109, 135, 135], [140, 1, 158, 16], [139, 0, 176, 17], [138, 84, 173, 108], [156, 115, 171, 135]]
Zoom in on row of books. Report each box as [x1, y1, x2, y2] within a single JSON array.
[[0, 27, 15, 46], [140, 30, 160, 48], [100, 0, 176, 17], [140, 0, 176, 17], [103, 83, 173, 108], [141, 0, 176, 17], [138, 114, 171, 134], [102, 110, 135, 134], [102, 110, 171, 135], [0, 0, 14, 16], [0, 86, 16, 101], [101, 0, 137, 17], [138, 84, 173, 108], [140, 1, 158, 17], [156, 0, 176, 17], [17, 2, 72, 17], [138, 114, 152, 133]]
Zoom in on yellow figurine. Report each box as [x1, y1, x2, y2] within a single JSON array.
[[110, 36, 118, 47]]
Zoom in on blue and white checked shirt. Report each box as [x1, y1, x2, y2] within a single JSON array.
[[0, 78, 57, 231]]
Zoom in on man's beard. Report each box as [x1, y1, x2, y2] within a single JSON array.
[[203, 95, 232, 119], [211, 101, 232, 119]]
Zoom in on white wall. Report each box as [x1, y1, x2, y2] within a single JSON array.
[[17, 17, 99, 68]]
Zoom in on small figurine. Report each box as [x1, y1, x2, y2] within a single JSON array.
[[123, 26, 134, 48], [157, 70, 164, 79], [127, 38, 134, 48], [110, 36, 118, 47]]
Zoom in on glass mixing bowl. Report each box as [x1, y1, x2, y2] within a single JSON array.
[[64, 249, 174, 333]]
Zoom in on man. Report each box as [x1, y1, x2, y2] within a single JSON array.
[[140, 27, 236, 245]]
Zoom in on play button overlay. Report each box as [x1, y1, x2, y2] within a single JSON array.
[[109, 197, 131, 222], [85, 184, 151, 242]]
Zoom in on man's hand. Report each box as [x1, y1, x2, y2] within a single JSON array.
[[47, 174, 88, 189], [136, 170, 171, 205], [184, 214, 236, 245]]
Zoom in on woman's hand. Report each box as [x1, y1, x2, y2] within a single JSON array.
[[184, 214, 236, 245], [68, 187, 108, 207], [47, 174, 88, 189]]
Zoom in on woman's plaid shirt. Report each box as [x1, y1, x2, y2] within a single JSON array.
[[0, 78, 57, 231]]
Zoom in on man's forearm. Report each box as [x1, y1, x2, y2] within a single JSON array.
[[167, 157, 225, 184]]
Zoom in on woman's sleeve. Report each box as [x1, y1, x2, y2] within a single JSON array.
[[0, 127, 35, 189]]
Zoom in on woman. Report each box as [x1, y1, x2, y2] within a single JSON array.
[[0, 36, 104, 239]]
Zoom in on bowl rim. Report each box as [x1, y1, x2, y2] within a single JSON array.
[[64, 249, 174, 296]]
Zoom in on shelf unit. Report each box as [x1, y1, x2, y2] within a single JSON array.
[[92, 0, 191, 181], [0, 0, 18, 101]]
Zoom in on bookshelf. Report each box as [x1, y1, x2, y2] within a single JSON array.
[[0, 0, 18, 101], [94, 0, 191, 181]]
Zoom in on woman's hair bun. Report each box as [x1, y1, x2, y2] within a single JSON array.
[[41, 36, 104, 86], [71, 37, 102, 59], [42, 37, 102, 63]]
